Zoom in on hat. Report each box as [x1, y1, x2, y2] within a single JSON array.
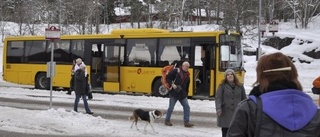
[[225, 69, 235, 77], [79, 64, 86, 69], [76, 58, 82, 64]]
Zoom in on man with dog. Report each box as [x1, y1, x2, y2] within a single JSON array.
[[164, 61, 194, 128]]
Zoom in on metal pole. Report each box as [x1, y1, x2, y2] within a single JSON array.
[[257, 0, 262, 61], [49, 41, 54, 109]]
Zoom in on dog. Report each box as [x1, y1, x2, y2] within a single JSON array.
[[129, 109, 165, 133]]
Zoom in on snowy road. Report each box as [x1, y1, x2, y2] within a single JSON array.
[[0, 95, 217, 128], [0, 84, 219, 137]]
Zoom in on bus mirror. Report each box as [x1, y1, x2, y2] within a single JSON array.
[[120, 35, 124, 39], [225, 30, 230, 35]]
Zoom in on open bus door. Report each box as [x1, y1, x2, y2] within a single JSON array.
[[192, 40, 216, 98], [102, 43, 122, 92]]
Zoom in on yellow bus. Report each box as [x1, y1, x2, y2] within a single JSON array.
[[3, 28, 245, 99]]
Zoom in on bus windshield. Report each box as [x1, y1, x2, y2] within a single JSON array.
[[220, 34, 242, 70]]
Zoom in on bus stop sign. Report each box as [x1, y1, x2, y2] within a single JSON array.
[[45, 26, 60, 41]]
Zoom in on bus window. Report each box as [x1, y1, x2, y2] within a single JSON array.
[[48, 40, 70, 64], [159, 38, 191, 65], [7, 41, 24, 63], [195, 46, 202, 66], [71, 40, 85, 61], [220, 34, 242, 70], [25, 40, 47, 63], [126, 39, 157, 66]]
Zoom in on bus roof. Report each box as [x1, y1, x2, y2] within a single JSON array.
[[111, 28, 170, 34], [3, 29, 239, 41]]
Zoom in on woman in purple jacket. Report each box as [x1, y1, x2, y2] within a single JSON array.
[[227, 52, 320, 137]]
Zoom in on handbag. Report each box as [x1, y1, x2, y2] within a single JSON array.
[[312, 87, 320, 94]]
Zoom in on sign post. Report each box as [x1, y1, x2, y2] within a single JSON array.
[[269, 20, 279, 36], [45, 26, 60, 109]]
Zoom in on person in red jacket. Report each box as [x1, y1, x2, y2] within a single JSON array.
[[312, 76, 320, 107]]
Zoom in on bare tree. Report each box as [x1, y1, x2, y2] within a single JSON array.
[[286, 0, 320, 28], [128, 0, 145, 28], [221, 0, 258, 32]]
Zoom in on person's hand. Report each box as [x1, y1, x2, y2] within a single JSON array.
[[171, 83, 177, 89], [217, 110, 222, 116]]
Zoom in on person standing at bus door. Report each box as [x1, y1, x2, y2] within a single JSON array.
[[164, 61, 194, 128], [215, 69, 246, 137], [66, 60, 76, 95], [312, 76, 320, 108], [73, 64, 93, 114], [227, 52, 320, 137]]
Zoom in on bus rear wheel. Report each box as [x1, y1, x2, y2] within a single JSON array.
[[152, 79, 168, 97], [35, 73, 50, 90]]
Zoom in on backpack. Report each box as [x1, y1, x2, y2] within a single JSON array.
[[161, 64, 176, 90], [158, 64, 178, 95]]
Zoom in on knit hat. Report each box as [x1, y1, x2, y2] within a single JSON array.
[[225, 69, 235, 77], [79, 64, 86, 70], [76, 58, 82, 64]]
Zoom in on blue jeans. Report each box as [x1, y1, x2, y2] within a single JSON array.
[[74, 93, 91, 113], [165, 96, 190, 123]]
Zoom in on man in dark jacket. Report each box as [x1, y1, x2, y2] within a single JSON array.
[[73, 64, 93, 114], [164, 61, 194, 128], [227, 52, 320, 137]]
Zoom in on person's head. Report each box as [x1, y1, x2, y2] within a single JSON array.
[[225, 69, 235, 82], [255, 52, 302, 92], [221, 68, 241, 86], [181, 61, 190, 72], [76, 58, 82, 65], [79, 64, 86, 71]]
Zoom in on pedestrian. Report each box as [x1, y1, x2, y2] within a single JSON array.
[[312, 76, 320, 108], [67, 58, 92, 100], [215, 68, 246, 137], [73, 64, 93, 114], [164, 61, 194, 128], [66, 59, 76, 95], [227, 52, 320, 137]]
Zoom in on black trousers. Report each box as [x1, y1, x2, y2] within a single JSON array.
[[222, 127, 228, 137], [70, 75, 75, 91]]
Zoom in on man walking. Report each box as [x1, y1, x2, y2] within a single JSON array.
[[164, 61, 194, 127]]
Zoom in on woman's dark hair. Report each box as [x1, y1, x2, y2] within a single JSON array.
[[254, 52, 302, 92]]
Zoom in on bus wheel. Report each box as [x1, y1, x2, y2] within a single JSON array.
[[35, 73, 50, 90], [152, 79, 168, 97]]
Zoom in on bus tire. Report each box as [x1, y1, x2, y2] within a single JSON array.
[[152, 79, 168, 97], [35, 73, 50, 90]]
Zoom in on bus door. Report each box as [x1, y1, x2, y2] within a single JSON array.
[[192, 40, 216, 97], [102, 43, 123, 92], [86, 41, 106, 91]]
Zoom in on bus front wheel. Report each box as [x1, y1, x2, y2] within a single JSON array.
[[35, 73, 50, 90], [152, 79, 168, 97]]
